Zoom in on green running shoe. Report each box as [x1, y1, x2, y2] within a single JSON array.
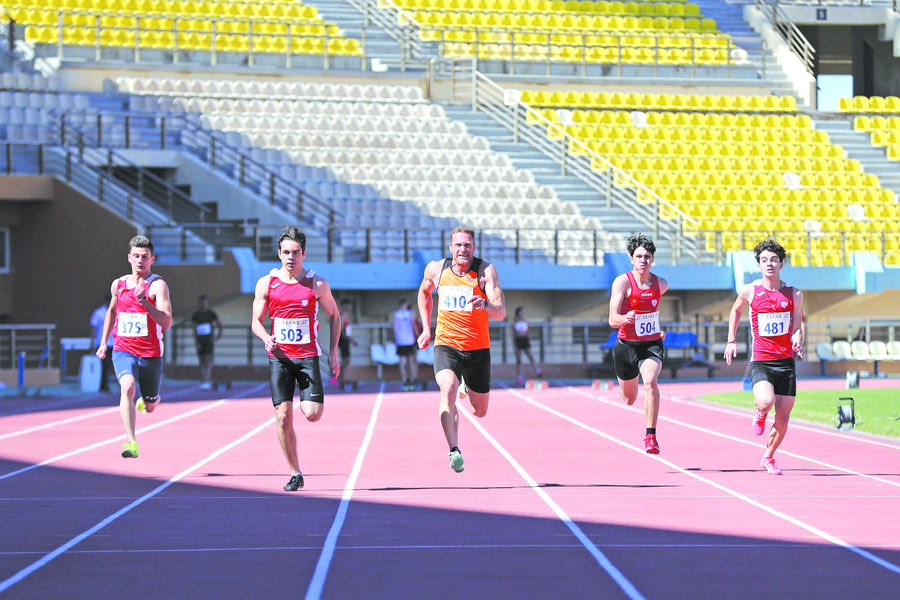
[[135, 396, 146, 413], [449, 448, 464, 473], [121, 440, 139, 458]]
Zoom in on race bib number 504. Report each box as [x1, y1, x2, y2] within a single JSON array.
[[273, 317, 311, 345], [634, 311, 660, 337]]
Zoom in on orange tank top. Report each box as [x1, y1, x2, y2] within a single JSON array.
[[434, 258, 491, 351]]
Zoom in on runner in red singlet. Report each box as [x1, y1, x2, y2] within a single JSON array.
[[251, 227, 342, 491], [724, 239, 804, 475], [96, 235, 173, 459], [608, 234, 669, 454], [417, 226, 506, 473]]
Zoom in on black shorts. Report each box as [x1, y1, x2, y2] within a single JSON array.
[[749, 358, 796, 397], [396, 343, 417, 357], [514, 337, 531, 351], [433, 345, 491, 394], [196, 338, 214, 357], [268, 356, 324, 406], [612, 338, 664, 381], [338, 339, 351, 361]]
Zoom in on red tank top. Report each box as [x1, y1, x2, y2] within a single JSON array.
[[749, 283, 794, 361], [267, 272, 319, 359], [113, 274, 164, 357], [617, 271, 662, 341], [434, 258, 491, 351]]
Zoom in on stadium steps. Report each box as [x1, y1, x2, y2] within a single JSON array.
[[440, 103, 679, 258], [815, 118, 900, 199]]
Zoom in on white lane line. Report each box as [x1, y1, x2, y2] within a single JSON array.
[[461, 401, 647, 600], [571, 388, 900, 490], [668, 395, 900, 450], [0, 385, 275, 593], [520, 389, 900, 576], [0, 387, 199, 440], [304, 382, 386, 600], [0, 384, 268, 482]]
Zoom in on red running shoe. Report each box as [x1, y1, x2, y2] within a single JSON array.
[[752, 408, 768, 436], [760, 456, 782, 475], [644, 434, 660, 454]]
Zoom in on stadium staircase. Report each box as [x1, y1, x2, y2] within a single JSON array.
[[814, 118, 900, 201]]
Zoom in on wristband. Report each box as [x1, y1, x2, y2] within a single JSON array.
[[726, 340, 735, 344]]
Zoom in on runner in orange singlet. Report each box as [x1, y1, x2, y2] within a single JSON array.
[[417, 226, 506, 473]]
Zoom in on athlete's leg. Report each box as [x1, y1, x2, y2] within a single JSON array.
[[275, 401, 300, 472], [435, 368, 461, 450], [617, 376, 639, 405], [764, 393, 795, 459], [752, 380, 776, 415], [118, 373, 138, 442], [467, 390, 489, 418], [298, 400, 324, 422], [638, 356, 663, 428]]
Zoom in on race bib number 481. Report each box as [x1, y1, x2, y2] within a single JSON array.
[[758, 312, 790, 337], [438, 285, 473, 313], [274, 317, 311, 345]]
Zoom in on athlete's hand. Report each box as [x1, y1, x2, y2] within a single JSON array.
[[264, 335, 278, 353], [467, 296, 487, 310], [417, 329, 431, 349], [96, 346, 107, 360], [723, 342, 736, 366], [133, 281, 147, 302], [624, 310, 636, 324]]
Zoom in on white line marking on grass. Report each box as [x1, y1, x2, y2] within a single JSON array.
[[0, 384, 267, 481], [460, 401, 647, 600], [525, 389, 900, 576], [574, 389, 900, 490], [304, 382, 386, 600], [0, 384, 273, 593]]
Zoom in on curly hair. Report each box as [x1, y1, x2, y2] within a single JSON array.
[[626, 234, 655, 257], [753, 239, 786, 263]]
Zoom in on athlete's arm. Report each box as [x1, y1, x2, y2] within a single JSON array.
[[416, 260, 440, 348], [315, 276, 342, 377], [96, 280, 118, 359], [250, 276, 276, 352], [607, 274, 633, 329], [657, 275, 669, 296], [723, 283, 752, 365], [791, 288, 804, 357], [145, 278, 173, 331], [479, 262, 506, 321]]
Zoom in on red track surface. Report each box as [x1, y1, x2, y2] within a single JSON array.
[[1, 378, 898, 599]]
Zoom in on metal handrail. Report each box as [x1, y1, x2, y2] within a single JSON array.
[[754, 0, 816, 76], [472, 72, 701, 264]]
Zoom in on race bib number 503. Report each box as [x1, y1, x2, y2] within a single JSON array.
[[273, 317, 311, 345]]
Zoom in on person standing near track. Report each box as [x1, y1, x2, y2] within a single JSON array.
[[393, 298, 422, 391], [96, 235, 173, 459], [251, 227, 342, 492], [191, 294, 223, 390], [417, 226, 506, 473], [335, 298, 357, 391], [511, 306, 540, 385], [608, 234, 669, 455], [724, 238, 804, 475]]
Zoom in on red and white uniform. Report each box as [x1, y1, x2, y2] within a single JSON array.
[[617, 272, 662, 341], [113, 274, 164, 357], [749, 283, 795, 361], [267, 272, 319, 359]]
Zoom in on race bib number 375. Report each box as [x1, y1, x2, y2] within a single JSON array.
[[274, 317, 310, 345], [117, 313, 148, 337]]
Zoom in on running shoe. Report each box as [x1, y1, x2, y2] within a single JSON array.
[[135, 396, 146, 413], [458, 381, 468, 401], [752, 408, 768, 436], [760, 456, 782, 475], [283, 473, 304, 491], [121, 440, 139, 458], [449, 449, 465, 473], [643, 434, 660, 455]]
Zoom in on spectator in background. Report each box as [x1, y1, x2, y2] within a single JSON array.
[[90, 294, 115, 392], [336, 298, 357, 391], [191, 295, 223, 390], [511, 306, 540, 385], [393, 298, 422, 390]]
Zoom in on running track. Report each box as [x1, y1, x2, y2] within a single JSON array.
[[0, 378, 898, 599]]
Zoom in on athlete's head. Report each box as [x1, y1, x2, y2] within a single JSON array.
[[753, 239, 786, 263], [626, 234, 655, 258], [277, 226, 307, 252], [129, 235, 154, 255], [515, 306, 525, 319], [449, 226, 476, 265]]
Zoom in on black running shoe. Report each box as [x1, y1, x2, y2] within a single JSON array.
[[283, 473, 304, 491]]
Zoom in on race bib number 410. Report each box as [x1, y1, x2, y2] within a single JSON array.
[[634, 311, 660, 337], [438, 285, 473, 313], [758, 312, 790, 337], [273, 317, 311, 345], [117, 313, 148, 337]]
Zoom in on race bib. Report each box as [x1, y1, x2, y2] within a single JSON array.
[[514, 321, 528, 334], [758, 312, 790, 337], [345, 324, 352, 337], [274, 317, 310, 345], [196, 323, 212, 336], [438, 285, 473, 313], [634, 311, 660, 337], [117, 312, 148, 337]]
